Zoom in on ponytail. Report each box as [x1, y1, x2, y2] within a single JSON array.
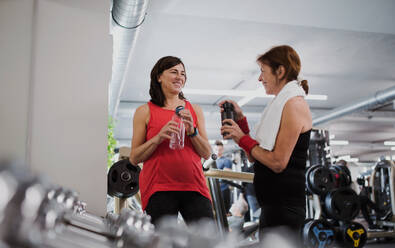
[[300, 79, 309, 95]]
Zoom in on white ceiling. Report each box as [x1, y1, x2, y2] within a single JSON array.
[[113, 0, 395, 163]]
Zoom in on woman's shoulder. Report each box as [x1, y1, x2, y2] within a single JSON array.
[[133, 103, 151, 125], [284, 96, 312, 129], [136, 103, 149, 111], [135, 103, 150, 117], [285, 96, 309, 111]]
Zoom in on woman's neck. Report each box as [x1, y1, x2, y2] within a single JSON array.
[[273, 79, 288, 96], [163, 94, 184, 109]]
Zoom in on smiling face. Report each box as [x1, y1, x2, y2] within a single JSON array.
[[158, 63, 186, 95], [258, 62, 280, 95]]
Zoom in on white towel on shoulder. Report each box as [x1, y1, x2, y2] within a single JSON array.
[[254, 80, 306, 151]]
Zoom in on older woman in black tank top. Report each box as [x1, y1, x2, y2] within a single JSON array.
[[219, 45, 312, 246]]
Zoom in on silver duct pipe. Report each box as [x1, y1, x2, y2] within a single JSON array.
[[109, 0, 149, 118], [112, 0, 148, 28], [313, 85, 395, 126]]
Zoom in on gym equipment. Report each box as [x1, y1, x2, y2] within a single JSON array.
[[337, 222, 367, 248], [107, 159, 140, 198], [308, 129, 331, 167], [330, 165, 352, 188], [324, 188, 360, 221], [306, 165, 336, 195], [302, 219, 335, 248], [371, 159, 394, 219]]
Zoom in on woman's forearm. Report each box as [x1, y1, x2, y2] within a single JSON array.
[[130, 136, 160, 165], [189, 135, 212, 160]]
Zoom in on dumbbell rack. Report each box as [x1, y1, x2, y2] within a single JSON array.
[[304, 164, 367, 248]]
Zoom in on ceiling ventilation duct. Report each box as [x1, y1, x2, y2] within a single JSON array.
[[109, 0, 149, 117], [313, 85, 395, 126]]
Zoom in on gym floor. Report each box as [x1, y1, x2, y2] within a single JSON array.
[[360, 219, 395, 248], [366, 240, 395, 247]]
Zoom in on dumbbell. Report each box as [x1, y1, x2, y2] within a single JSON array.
[[40, 185, 154, 248], [302, 219, 336, 248], [336, 222, 367, 248], [106, 209, 155, 248], [0, 173, 111, 248], [45, 186, 114, 237], [0, 162, 154, 248], [48, 186, 155, 243]]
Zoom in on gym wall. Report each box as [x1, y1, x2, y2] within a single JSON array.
[[0, 0, 112, 216], [0, 0, 33, 162]]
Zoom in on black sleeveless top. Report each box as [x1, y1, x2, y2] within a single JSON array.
[[253, 130, 311, 207]]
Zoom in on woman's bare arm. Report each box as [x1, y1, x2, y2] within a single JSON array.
[[187, 104, 212, 160], [129, 104, 179, 165]]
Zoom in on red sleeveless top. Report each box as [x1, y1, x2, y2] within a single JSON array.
[[139, 101, 212, 210]]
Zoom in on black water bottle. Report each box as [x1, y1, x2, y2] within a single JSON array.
[[221, 102, 235, 139]]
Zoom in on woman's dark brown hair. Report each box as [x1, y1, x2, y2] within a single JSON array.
[[149, 56, 187, 107], [257, 45, 309, 94]]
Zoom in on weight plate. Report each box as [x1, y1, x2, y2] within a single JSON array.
[[108, 159, 140, 198], [302, 219, 335, 248], [339, 222, 367, 248], [307, 165, 336, 195], [324, 188, 360, 221]]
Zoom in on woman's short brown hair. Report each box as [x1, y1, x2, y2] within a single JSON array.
[[257, 45, 308, 94]]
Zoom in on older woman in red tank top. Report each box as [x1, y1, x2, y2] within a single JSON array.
[[129, 56, 213, 225]]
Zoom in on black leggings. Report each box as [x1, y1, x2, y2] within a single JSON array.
[[145, 191, 214, 225], [259, 205, 305, 246], [221, 188, 231, 213]]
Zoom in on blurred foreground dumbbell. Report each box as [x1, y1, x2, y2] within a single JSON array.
[[0, 160, 154, 248], [1, 160, 246, 248]]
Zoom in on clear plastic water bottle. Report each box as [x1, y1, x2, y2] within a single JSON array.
[[169, 105, 185, 150]]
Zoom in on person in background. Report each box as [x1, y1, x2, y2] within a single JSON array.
[[241, 162, 260, 222], [227, 193, 249, 232], [129, 56, 213, 225], [215, 140, 233, 212], [220, 45, 312, 246]]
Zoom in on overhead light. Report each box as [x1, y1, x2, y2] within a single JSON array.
[[331, 140, 349, 145], [338, 155, 351, 160], [384, 141, 395, 146], [238, 96, 257, 107], [183, 88, 327, 101], [183, 89, 255, 97], [337, 155, 358, 162], [305, 95, 328, 100]]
